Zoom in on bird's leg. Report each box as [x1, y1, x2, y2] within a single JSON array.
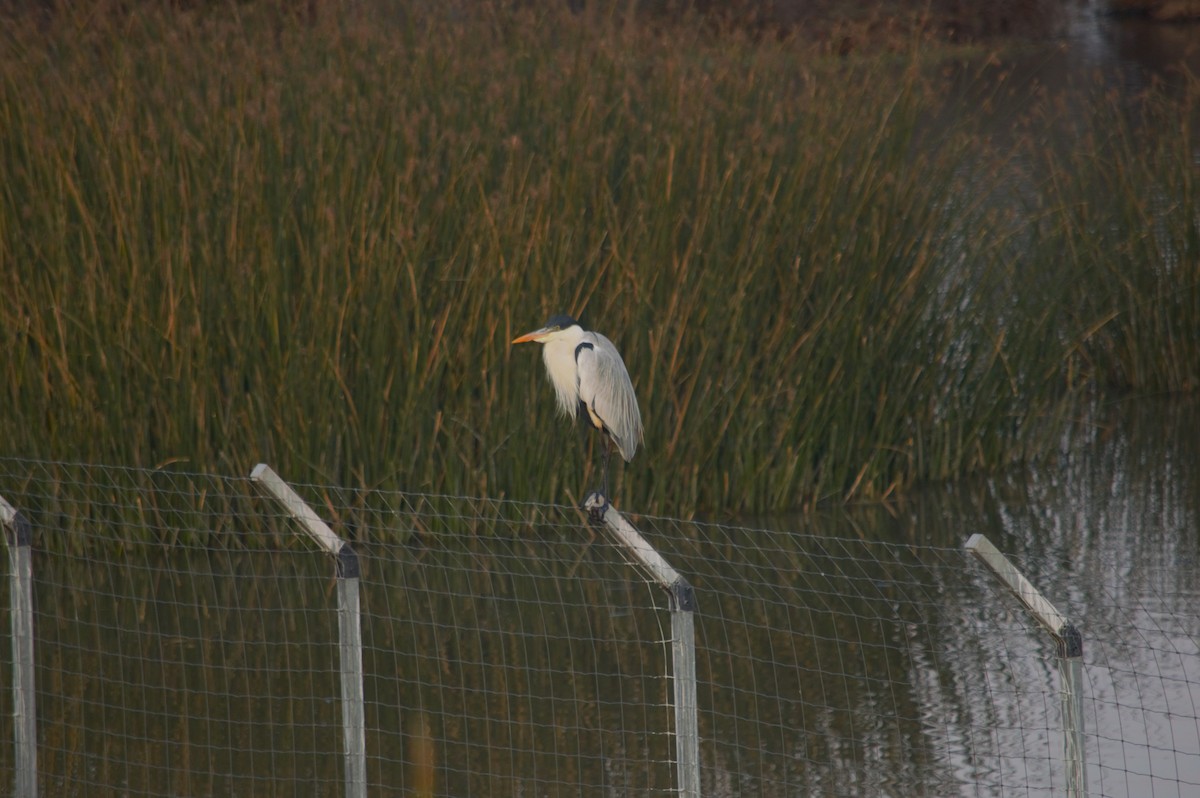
[[601, 436, 612, 500], [576, 402, 596, 490], [584, 436, 613, 524]]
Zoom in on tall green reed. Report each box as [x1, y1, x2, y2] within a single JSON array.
[[0, 2, 1189, 523], [1028, 76, 1200, 395]]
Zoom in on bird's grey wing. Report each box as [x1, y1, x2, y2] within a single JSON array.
[[576, 333, 644, 462]]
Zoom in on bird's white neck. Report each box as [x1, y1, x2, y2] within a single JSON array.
[[541, 326, 587, 420]]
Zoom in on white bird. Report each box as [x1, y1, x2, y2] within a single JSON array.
[[512, 314, 643, 503]]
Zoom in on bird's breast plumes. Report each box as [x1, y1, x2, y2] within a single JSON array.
[[541, 334, 585, 421]]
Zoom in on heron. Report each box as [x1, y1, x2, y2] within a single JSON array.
[[512, 314, 643, 508]]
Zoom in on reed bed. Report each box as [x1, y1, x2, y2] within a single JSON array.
[[0, 2, 1195, 521], [1028, 82, 1200, 395]]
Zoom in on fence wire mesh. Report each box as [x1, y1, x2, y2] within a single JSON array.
[[0, 456, 1197, 797]]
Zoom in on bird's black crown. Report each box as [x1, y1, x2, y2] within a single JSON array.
[[545, 313, 581, 330]]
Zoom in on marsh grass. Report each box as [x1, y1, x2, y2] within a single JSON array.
[[1028, 81, 1200, 395], [1, 2, 1195, 523]]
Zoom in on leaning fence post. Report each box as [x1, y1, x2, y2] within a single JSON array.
[[966, 534, 1086, 798], [1, 494, 37, 798], [251, 465, 366, 798], [585, 494, 700, 798]]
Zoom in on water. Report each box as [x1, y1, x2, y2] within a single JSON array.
[[1063, 5, 1200, 86], [691, 400, 1200, 797]]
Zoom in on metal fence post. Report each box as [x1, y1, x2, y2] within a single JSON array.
[[585, 494, 700, 798], [251, 465, 366, 798], [966, 534, 1086, 798], [1, 495, 38, 798]]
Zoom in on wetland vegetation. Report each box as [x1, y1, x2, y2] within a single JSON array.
[[1, 1, 1197, 520]]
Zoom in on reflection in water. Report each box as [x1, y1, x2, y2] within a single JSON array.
[[0, 399, 1196, 796], [693, 399, 1199, 797]]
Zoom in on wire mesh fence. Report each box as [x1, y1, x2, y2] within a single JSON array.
[[1, 456, 1198, 797]]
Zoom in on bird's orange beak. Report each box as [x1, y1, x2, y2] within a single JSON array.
[[511, 329, 546, 345]]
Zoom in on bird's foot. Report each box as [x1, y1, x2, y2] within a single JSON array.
[[582, 491, 609, 525]]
